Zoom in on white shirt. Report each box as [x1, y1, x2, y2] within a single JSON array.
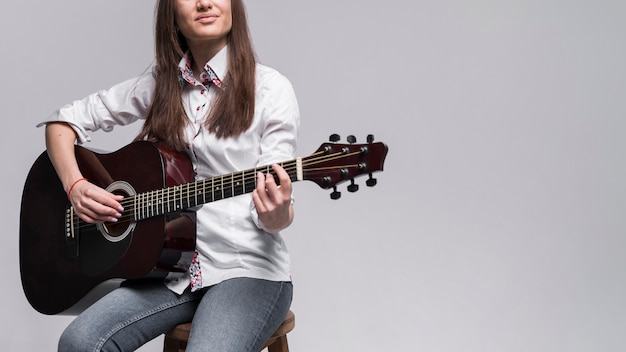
[[42, 46, 300, 293]]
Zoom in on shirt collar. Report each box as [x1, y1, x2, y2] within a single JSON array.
[[178, 45, 228, 88]]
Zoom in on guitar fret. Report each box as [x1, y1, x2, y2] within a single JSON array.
[[133, 193, 138, 220], [254, 167, 258, 188], [147, 190, 152, 218], [151, 190, 156, 217], [241, 170, 245, 194], [190, 183, 196, 208], [249, 167, 257, 192], [138, 192, 145, 220], [143, 192, 152, 218], [137, 192, 143, 220], [163, 189, 167, 213], [145, 192, 150, 218], [158, 189, 164, 215], [174, 186, 179, 211], [144, 191, 149, 218], [139, 192, 145, 219], [239, 171, 245, 195], [145, 191, 150, 218], [174, 186, 178, 210], [148, 190, 154, 218], [200, 179, 205, 204], [195, 183, 199, 207], [185, 183, 191, 208], [168, 186, 173, 212], [166, 187, 170, 213], [168, 187, 172, 212], [178, 185, 183, 209]]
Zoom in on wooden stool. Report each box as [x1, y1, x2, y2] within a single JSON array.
[[163, 310, 295, 352]]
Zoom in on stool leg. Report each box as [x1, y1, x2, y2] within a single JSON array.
[[163, 336, 183, 352], [267, 335, 289, 352]]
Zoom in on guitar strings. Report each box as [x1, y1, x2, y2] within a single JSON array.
[[122, 149, 366, 211], [115, 148, 358, 210], [70, 148, 366, 231]]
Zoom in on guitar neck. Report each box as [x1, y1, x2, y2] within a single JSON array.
[[130, 159, 302, 221]]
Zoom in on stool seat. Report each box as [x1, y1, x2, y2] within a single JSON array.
[[163, 310, 295, 352]]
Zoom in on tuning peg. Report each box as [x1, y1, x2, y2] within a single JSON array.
[[347, 179, 359, 193], [330, 186, 341, 200], [329, 134, 341, 142], [347, 135, 357, 144], [366, 173, 378, 187], [367, 134, 375, 143]]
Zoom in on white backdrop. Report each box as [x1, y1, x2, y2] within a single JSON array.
[[2, 1, 625, 351]]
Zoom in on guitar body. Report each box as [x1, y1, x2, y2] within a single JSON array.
[[19, 141, 196, 315]]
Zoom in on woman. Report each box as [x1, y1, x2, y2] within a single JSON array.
[[45, 0, 300, 351]]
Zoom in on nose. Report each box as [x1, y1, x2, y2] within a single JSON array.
[[197, 0, 212, 10]]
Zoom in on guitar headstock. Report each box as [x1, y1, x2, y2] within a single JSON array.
[[301, 134, 388, 199]]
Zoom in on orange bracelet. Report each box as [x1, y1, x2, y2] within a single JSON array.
[[67, 177, 88, 200]]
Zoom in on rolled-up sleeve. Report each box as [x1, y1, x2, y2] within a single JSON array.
[[38, 69, 156, 144]]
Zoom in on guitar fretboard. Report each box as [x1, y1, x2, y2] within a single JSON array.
[[130, 159, 302, 221]]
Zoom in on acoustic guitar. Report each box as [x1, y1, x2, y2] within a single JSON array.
[[19, 135, 388, 315]]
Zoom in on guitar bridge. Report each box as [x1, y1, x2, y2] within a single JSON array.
[[65, 207, 79, 258]]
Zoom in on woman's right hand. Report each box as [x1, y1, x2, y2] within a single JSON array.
[[67, 179, 124, 224], [45, 122, 123, 224]]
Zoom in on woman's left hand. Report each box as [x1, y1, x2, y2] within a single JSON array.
[[252, 164, 294, 233]]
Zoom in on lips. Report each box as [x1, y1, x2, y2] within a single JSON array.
[[196, 14, 218, 23]]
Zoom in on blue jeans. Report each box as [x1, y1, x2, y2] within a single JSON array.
[[58, 278, 293, 352]]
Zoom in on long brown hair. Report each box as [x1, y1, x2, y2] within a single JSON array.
[[136, 0, 257, 151]]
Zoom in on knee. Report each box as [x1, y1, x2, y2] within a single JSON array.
[[58, 326, 85, 352], [58, 324, 101, 352]]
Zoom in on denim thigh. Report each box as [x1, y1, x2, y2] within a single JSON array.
[[57, 278, 292, 352], [186, 278, 293, 352], [58, 279, 201, 352]]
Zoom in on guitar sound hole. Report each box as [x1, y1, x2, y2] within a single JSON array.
[[97, 181, 137, 243], [100, 221, 129, 238]]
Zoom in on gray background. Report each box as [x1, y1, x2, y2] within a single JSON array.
[[2, 0, 625, 351]]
